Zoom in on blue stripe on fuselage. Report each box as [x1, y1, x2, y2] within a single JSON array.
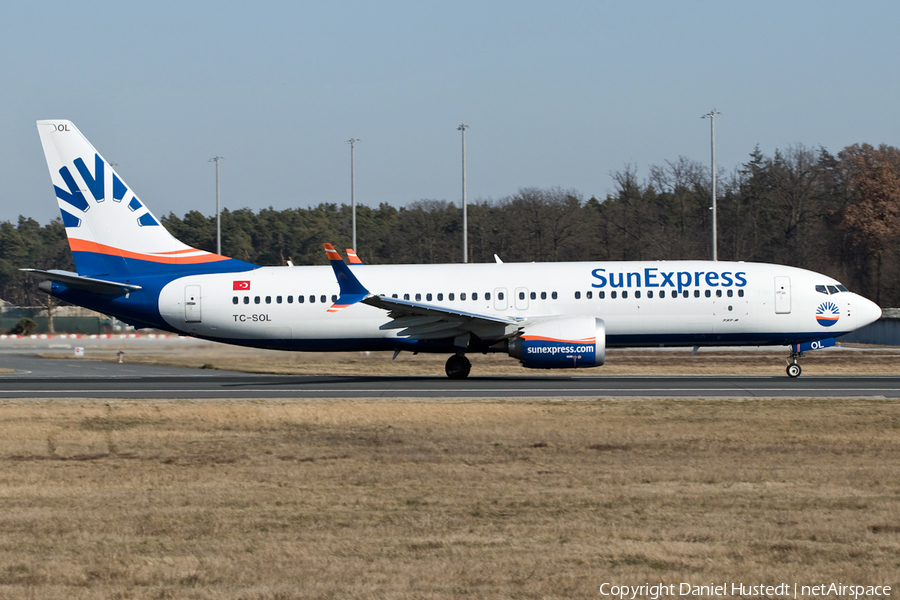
[[50, 281, 169, 331], [605, 331, 852, 347]]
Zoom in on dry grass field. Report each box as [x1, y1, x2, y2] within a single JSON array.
[[0, 398, 898, 599]]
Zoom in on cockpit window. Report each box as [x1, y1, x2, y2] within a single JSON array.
[[837, 284, 848, 292], [816, 285, 828, 294], [827, 285, 840, 294]]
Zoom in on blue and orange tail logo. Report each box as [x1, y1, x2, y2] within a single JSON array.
[[37, 120, 257, 279], [815, 301, 840, 327]]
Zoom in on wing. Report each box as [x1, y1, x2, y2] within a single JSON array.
[[323, 244, 519, 341], [362, 294, 518, 340]]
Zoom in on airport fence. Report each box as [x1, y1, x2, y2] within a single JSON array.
[[839, 308, 900, 346]]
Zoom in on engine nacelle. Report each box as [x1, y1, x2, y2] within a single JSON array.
[[508, 317, 605, 369]]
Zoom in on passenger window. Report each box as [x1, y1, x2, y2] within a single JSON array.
[[392, 294, 398, 298], [461, 293, 467, 301], [232, 296, 238, 305], [530, 292, 536, 300], [485, 292, 491, 300], [598, 291, 605, 299], [716, 290, 722, 298], [309, 296, 315, 303], [472, 292, 478, 301], [331, 295, 337, 302], [404, 293, 410, 300], [415, 293, 421, 301], [575, 291, 581, 299], [449, 293, 455, 301], [551, 292, 558, 300], [727, 289, 733, 297], [634, 290, 640, 299], [622, 291, 628, 299], [426, 293, 432, 301], [586, 291, 592, 299], [611, 291, 617, 299], [705, 290, 711, 298], [243, 296, 250, 304], [254, 296, 261, 304], [298, 295, 304, 304], [647, 290, 653, 299], [738, 289, 744, 297], [694, 290, 700, 298], [683, 291, 689, 298], [321, 295, 327, 303], [519, 292, 526, 300], [437, 293, 443, 301], [816, 285, 828, 294], [265, 296, 271, 304], [541, 292, 547, 300], [276, 296, 282, 304], [498, 292, 504, 300], [287, 296, 293, 304]]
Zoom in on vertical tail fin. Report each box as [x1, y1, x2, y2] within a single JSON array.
[[36, 120, 253, 278]]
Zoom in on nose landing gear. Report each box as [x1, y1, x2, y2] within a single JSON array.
[[786, 351, 803, 378]]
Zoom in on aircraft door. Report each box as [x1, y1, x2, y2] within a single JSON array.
[[774, 276, 791, 314], [185, 285, 201, 322], [494, 288, 508, 310], [515, 287, 530, 311]]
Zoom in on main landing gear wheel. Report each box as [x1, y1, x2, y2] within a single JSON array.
[[445, 355, 471, 379], [786, 363, 802, 378]]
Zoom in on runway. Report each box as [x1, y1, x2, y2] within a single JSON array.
[[1, 355, 898, 399]]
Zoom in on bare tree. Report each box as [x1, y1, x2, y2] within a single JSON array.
[[837, 144, 900, 304]]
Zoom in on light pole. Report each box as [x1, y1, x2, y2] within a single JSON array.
[[458, 124, 469, 263], [702, 110, 721, 261], [345, 138, 360, 252], [209, 156, 224, 255]]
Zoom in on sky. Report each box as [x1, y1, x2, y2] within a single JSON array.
[[2, 0, 899, 225]]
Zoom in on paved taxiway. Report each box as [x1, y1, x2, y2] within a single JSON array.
[[1, 355, 898, 399]]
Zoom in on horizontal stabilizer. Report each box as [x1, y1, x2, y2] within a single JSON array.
[[21, 269, 142, 295]]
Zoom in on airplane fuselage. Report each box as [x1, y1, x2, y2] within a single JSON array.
[[32, 120, 883, 378], [61, 259, 872, 353]]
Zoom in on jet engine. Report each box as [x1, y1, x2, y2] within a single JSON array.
[[508, 316, 605, 369]]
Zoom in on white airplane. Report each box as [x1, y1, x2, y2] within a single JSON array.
[[26, 120, 882, 378]]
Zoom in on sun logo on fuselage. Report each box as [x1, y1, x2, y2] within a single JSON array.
[[815, 301, 840, 327]]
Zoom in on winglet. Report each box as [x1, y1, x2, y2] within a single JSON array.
[[323, 243, 370, 312], [346, 248, 363, 264]]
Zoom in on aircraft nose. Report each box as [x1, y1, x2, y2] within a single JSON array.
[[856, 296, 882, 328]]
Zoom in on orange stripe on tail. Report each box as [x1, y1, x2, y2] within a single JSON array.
[[68, 239, 230, 265]]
